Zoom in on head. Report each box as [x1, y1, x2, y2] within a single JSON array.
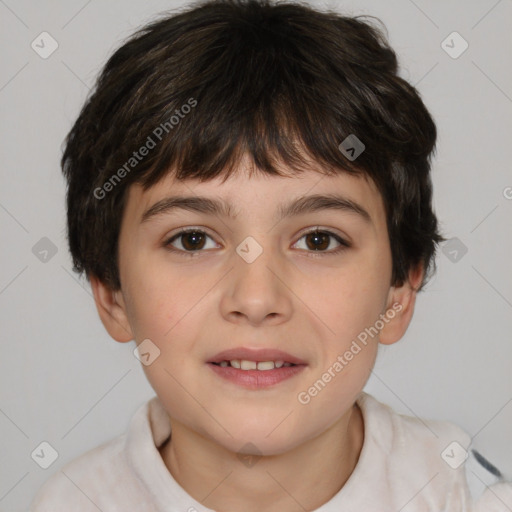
[[62, 0, 445, 454]]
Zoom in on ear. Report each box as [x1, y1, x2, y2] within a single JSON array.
[[379, 263, 424, 346], [90, 275, 133, 343]]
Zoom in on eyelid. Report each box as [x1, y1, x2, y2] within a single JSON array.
[[295, 225, 349, 241], [165, 226, 347, 243], [165, 225, 218, 240]]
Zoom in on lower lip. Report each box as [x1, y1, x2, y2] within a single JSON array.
[[207, 363, 306, 389]]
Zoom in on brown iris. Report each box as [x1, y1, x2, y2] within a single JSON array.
[[304, 231, 330, 251], [180, 231, 207, 250]]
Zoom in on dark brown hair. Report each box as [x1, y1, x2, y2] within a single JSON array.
[[62, 0, 446, 291]]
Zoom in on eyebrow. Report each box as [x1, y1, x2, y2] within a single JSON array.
[[140, 193, 372, 225]]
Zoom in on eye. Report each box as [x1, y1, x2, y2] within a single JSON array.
[[293, 228, 350, 255], [164, 228, 218, 255], [163, 227, 350, 257]]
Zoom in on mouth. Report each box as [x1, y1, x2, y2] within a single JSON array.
[[207, 347, 307, 389], [208, 347, 307, 366]]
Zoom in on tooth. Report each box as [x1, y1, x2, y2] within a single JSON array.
[[227, 359, 291, 370], [240, 360, 257, 370], [257, 361, 275, 371]]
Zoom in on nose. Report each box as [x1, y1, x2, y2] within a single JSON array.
[[219, 241, 293, 326]]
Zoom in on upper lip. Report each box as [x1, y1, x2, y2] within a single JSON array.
[[208, 347, 307, 365]]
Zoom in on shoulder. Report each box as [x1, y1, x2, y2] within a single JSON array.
[[357, 392, 472, 460], [357, 393, 512, 509], [30, 400, 157, 511], [356, 393, 472, 507], [29, 434, 134, 511]]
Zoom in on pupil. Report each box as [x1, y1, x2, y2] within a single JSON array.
[[307, 232, 328, 251], [183, 232, 205, 250]]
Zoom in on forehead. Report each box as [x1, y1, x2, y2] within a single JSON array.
[[125, 162, 385, 228]]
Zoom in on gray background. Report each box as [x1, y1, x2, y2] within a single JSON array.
[[1, 0, 511, 510]]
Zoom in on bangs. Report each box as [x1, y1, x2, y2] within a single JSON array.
[[140, 90, 364, 190], [112, 9, 381, 191]]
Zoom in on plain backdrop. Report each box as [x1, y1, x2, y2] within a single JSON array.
[[1, 0, 511, 510]]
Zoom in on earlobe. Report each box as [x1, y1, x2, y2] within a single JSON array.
[[379, 264, 424, 346], [90, 275, 133, 343]]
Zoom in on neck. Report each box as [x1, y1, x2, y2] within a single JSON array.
[[159, 402, 364, 512]]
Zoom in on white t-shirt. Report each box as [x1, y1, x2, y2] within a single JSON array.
[[30, 392, 512, 511]]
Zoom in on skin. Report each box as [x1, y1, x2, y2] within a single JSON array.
[[91, 154, 423, 512]]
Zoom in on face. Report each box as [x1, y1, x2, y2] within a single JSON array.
[[94, 157, 418, 456]]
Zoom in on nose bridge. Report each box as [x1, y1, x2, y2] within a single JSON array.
[[234, 233, 281, 289], [221, 233, 292, 323]]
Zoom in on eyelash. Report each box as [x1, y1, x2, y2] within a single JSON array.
[[163, 227, 350, 258]]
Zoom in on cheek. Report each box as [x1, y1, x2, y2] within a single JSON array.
[[122, 280, 170, 341], [301, 260, 388, 345], [122, 255, 205, 341]]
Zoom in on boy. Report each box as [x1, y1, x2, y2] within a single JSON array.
[[31, 0, 511, 510]]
